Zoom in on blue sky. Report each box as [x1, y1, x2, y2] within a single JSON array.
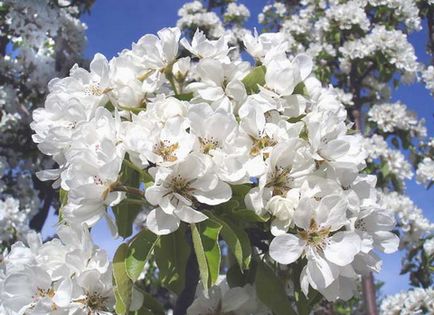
[[43, 0, 434, 298]]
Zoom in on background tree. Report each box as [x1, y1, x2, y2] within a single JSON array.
[[0, 0, 94, 248]]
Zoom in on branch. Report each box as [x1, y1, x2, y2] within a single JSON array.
[[30, 183, 55, 232], [362, 273, 378, 315]]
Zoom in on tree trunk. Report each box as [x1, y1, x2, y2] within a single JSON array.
[[362, 273, 378, 315]]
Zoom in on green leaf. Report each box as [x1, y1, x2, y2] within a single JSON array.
[[226, 263, 247, 288], [154, 227, 190, 294], [231, 184, 252, 197], [380, 162, 390, 178], [293, 82, 307, 96], [58, 188, 68, 222], [113, 244, 133, 315], [113, 158, 143, 238], [175, 92, 194, 101], [205, 211, 252, 270], [242, 65, 266, 94], [126, 229, 159, 282], [230, 208, 270, 223], [112, 201, 143, 238], [191, 223, 209, 291], [191, 220, 222, 289], [287, 114, 306, 123], [255, 261, 297, 315], [140, 290, 165, 315]]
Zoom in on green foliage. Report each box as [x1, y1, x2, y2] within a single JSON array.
[[112, 159, 144, 238], [205, 211, 252, 271], [113, 244, 133, 315], [191, 220, 222, 290], [126, 229, 159, 282], [242, 65, 266, 94], [129, 289, 165, 315], [154, 226, 191, 294], [174, 92, 194, 101], [255, 260, 297, 315]]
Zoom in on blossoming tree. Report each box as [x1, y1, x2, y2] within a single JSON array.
[[176, 0, 434, 313], [0, 1, 433, 315], [0, 0, 94, 250]]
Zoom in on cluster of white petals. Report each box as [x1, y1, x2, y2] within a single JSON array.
[[422, 65, 434, 95], [363, 135, 413, 181], [423, 237, 434, 256], [380, 287, 434, 315], [339, 26, 419, 76], [378, 191, 434, 245], [1, 0, 87, 91], [29, 25, 399, 304], [416, 157, 434, 187], [177, 1, 224, 38], [324, 1, 370, 31], [258, 2, 287, 25], [368, 102, 426, 138], [0, 225, 115, 314], [0, 197, 33, 244], [224, 3, 250, 23], [187, 276, 268, 315]]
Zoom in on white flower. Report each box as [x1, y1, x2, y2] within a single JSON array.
[[132, 27, 181, 71], [187, 276, 268, 315], [145, 154, 231, 235], [416, 157, 434, 187], [181, 29, 229, 61], [264, 53, 312, 96], [423, 238, 434, 256], [270, 194, 361, 291], [265, 193, 298, 236]]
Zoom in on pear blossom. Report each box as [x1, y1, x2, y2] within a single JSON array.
[[28, 24, 403, 307], [270, 194, 362, 291], [145, 154, 231, 235]]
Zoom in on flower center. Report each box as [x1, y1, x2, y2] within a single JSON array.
[[166, 174, 194, 200], [85, 291, 109, 313], [199, 137, 219, 154], [154, 140, 179, 162], [35, 287, 56, 299], [249, 135, 277, 157], [298, 219, 331, 250], [265, 166, 293, 196], [355, 218, 367, 231], [84, 83, 105, 96]]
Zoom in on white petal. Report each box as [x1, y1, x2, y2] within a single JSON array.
[[193, 181, 232, 205], [306, 249, 339, 289], [174, 206, 208, 223], [269, 234, 305, 265], [324, 231, 361, 266], [52, 278, 72, 307], [373, 231, 399, 254], [146, 209, 180, 235], [293, 54, 313, 81]]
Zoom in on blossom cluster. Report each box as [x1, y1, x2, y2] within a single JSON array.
[[416, 157, 434, 187], [29, 25, 400, 304], [1, 0, 87, 92], [363, 135, 413, 181], [177, 1, 224, 38], [380, 287, 434, 315], [339, 26, 419, 76], [0, 225, 115, 314], [422, 65, 434, 95], [368, 102, 426, 138], [378, 191, 434, 245], [0, 197, 33, 245]]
